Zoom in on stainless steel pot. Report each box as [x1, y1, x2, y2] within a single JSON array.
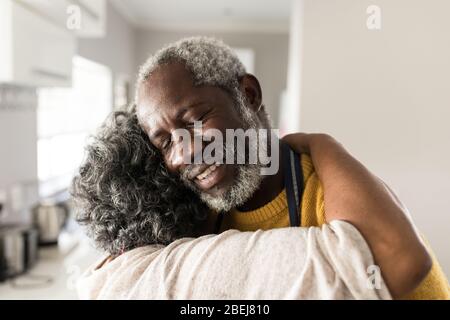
[[32, 202, 68, 245], [0, 225, 25, 281], [0, 225, 40, 281], [23, 227, 39, 269]]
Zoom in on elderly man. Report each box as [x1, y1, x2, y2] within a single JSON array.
[[132, 37, 448, 299]]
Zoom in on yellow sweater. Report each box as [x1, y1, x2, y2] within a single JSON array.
[[218, 155, 450, 300]]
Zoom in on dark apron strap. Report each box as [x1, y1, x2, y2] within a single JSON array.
[[282, 143, 304, 227], [214, 211, 224, 234]]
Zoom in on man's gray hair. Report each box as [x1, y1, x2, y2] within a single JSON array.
[[136, 36, 246, 99]]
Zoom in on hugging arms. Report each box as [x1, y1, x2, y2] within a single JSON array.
[[283, 133, 431, 298], [74, 114, 432, 299]]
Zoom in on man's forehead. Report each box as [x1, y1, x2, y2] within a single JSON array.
[[138, 85, 196, 115], [138, 88, 183, 122], [138, 78, 187, 110], [136, 84, 205, 135], [136, 101, 161, 127], [141, 62, 193, 96]]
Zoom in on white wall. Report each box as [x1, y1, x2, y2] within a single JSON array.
[[134, 29, 289, 125], [77, 2, 136, 105], [297, 0, 450, 276], [283, 0, 304, 135], [0, 98, 37, 189]]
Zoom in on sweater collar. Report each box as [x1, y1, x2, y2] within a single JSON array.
[[226, 189, 288, 226]]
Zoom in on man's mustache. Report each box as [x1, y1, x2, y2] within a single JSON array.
[[180, 140, 249, 182], [180, 143, 229, 181]]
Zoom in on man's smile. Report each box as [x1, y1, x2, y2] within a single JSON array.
[[193, 163, 227, 191]]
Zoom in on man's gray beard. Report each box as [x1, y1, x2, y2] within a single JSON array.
[[180, 95, 267, 212], [196, 163, 263, 212], [181, 146, 264, 213]]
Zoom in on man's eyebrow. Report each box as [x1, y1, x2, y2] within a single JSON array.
[[149, 101, 207, 141], [175, 101, 206, 120], [149, 129, 164, 142], [175, 108, 188, 121]]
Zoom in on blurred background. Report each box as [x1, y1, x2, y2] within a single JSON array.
[[0, 0, 449, 299]]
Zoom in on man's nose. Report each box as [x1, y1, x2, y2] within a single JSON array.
[[166, 137, 199, 174], [167, 141, 187, 174]]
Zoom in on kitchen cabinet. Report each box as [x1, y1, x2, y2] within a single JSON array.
[[0, 0, 75, 87]]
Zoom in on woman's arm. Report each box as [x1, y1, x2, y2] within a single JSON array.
[[282, 133, 431, 299]]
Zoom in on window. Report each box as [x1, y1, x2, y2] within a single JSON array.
[[37, 56, 112, 195]]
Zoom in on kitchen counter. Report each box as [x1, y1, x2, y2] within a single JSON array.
[[0, 230, 101, 300]]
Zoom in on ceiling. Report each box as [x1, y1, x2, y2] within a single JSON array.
[[110, 0, 292, 33]]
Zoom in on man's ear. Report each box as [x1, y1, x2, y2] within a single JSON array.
[[238, 74, 262, 112]]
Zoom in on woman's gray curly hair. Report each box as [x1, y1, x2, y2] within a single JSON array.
[[71, 105, 208, 255]]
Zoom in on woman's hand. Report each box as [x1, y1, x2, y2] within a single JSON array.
[[282, 133, 432, 299]]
